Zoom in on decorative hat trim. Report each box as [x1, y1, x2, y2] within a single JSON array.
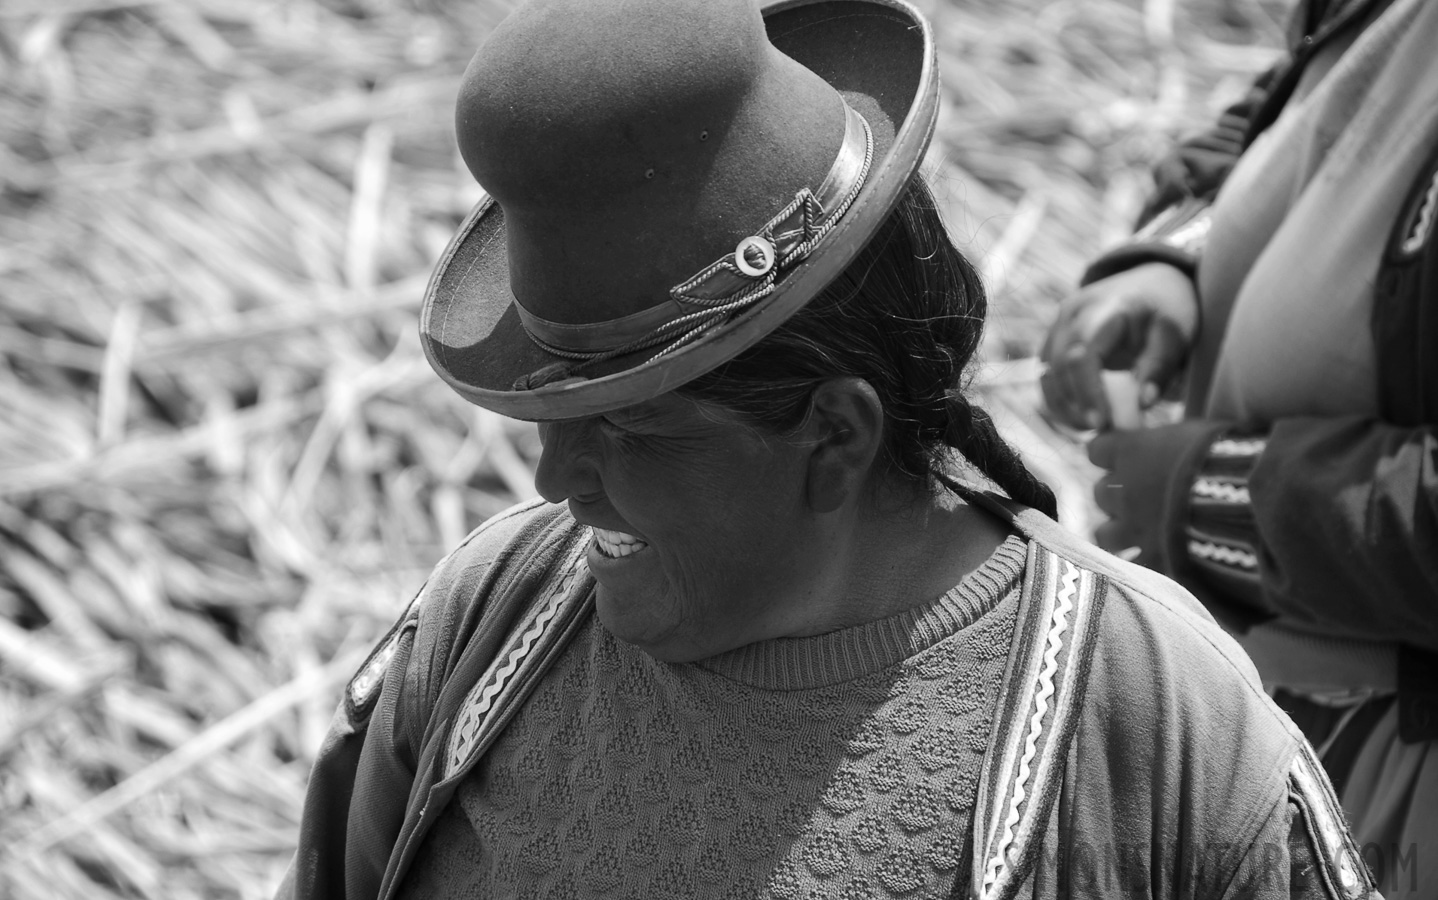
[[513, 100, 873, 367]]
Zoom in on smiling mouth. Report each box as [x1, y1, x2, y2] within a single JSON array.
[[592, 527, 649, 558]]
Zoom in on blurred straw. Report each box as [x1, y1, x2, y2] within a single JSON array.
[[7, 643, 369, 862], [96, 301, 142, 446], [345, 123, 394, 295], [7, 77, 457, 190]]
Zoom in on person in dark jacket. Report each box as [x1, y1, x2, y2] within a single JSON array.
[[1040, 0, 1438, 895]]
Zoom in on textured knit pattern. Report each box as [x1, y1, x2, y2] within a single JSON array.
[[396, 536, 1027, 900]]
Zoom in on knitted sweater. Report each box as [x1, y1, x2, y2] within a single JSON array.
[[395, 535, 1027, 899]]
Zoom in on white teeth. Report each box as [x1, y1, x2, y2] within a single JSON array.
[[592, 527, 649, 558]]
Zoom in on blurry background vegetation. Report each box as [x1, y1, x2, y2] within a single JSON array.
[[0, 0, 1286, 896]]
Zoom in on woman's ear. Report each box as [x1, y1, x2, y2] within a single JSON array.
[[800, 377, 885, 513]]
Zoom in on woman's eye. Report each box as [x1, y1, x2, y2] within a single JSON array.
[[597, 418, 636, 442], [597, 418, 668, 457]]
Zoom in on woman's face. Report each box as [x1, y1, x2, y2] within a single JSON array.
[[534, 392, 823, 662]]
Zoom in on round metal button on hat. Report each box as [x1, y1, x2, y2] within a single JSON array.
[[734, 236, 776, 277]]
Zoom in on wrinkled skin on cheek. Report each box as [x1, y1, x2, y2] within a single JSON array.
[[536, 396, 815, 662], [603, 435, 813, 659]]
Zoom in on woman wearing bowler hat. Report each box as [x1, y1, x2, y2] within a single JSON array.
[[278, 0, 1375, 898]]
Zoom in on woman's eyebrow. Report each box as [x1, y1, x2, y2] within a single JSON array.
[[602, 401, 680, 428]]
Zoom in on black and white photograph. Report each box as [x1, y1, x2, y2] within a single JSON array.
[[1, 0, 1433, 896]]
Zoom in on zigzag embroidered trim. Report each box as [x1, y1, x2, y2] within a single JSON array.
[[1209, 438, 1267, 458], [1291, 743, 1373, 899], [981, 559, 1078, 896], [1191, 478, 1251, 505], [523, 112, 874, 369], [445, 558, 586, 778], [1401, 169, 1438, 256], [1188, 539, 1258, 570], [350, 630, 401, 708]]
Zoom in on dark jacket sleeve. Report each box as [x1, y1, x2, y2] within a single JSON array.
[[1136, 61, 1284, 225], [1180, 418, 1438, 652], [275, 593, 428, 900]]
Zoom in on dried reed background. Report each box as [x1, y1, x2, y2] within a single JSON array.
[[0, 0, 1284, 896]]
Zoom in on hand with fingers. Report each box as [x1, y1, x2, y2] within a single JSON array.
[[1039, 262, 1199, 431]]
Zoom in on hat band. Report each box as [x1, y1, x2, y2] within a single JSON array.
[[514, 101, 874, 363]]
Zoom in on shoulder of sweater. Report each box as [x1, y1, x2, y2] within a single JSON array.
[[968, 490, 1217, 627], [971, 491, 1301, 742], [409, 498, 580, 641], [999, 504, 1310, 852], [435, 497, 572, 580], [383, 499, 586, 732]]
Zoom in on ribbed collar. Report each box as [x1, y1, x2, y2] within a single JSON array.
[[692, 535, 1027, 690]]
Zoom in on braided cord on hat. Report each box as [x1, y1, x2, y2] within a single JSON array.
[[521, 108, 874, 371]]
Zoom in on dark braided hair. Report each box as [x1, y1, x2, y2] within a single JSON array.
[[677, 175, 1058, 519]]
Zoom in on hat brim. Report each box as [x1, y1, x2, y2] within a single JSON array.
[[420, 0, 938, 421]]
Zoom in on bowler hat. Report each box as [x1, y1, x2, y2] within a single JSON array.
[[421, 0, 938, 420]]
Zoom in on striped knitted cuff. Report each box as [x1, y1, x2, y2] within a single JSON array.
[[1185, 432, 1267, 604], [1081, 197, 1213, 285]]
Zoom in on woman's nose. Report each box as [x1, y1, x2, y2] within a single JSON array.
[[533, 421, 602, 504]]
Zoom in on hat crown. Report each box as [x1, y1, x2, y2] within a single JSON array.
[[452, 0, 845, 325], [421, 0, 939, 419], [457, 0, 767, 209]]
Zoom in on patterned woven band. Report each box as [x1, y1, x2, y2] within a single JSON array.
[[513, 100, 874, 366]]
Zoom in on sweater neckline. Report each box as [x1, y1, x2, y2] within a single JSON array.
[[691, 534, 1027, 690]]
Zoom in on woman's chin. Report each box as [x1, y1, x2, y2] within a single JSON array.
[[593, 580, 668, 645], [591, 580, 708, 663]]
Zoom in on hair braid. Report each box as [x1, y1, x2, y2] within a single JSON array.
[[679, 175, 1059, 519], [944, 396, 1058, 519]]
